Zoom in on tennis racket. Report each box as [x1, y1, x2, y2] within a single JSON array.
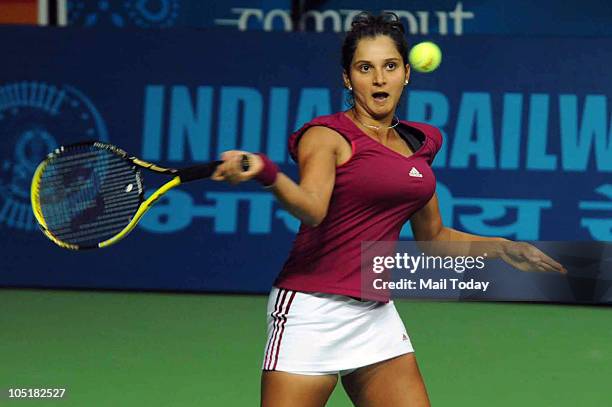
[[30, 141, 248, 250]]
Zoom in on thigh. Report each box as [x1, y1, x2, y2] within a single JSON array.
[[340, 353, 430, 407], [261, 370, 338, 407]]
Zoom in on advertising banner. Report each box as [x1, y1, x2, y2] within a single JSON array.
[[0, 26, 610, 299]]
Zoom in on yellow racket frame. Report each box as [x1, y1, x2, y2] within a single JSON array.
[[31, 154, 183, 250]]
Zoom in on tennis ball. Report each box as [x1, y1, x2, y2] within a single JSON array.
[[408, 41, 442, 73]]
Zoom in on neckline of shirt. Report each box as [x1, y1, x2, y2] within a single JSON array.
[[339, 112, 429, 161]]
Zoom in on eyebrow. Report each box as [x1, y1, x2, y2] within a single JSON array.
[[353, 58, 401, 65]]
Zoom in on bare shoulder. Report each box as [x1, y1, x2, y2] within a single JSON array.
[[295, 126, 349, 166], [298, 125, 346, 151]]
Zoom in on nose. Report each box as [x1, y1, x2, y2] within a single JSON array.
[[373, 68, 386, 86]]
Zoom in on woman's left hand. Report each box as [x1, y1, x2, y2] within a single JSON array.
[[498, 241, 567, 274]]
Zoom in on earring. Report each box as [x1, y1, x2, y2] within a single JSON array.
[[348, 86, 352, 91], [404, 80, 408, 85]]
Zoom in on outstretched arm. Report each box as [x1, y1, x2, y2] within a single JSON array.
[[410, 193, 566, 274]]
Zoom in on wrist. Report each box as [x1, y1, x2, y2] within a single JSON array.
[[254, 153, 279, 187], [490, 238, 511, 257]]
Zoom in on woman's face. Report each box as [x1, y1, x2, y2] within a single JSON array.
[[344, 35, 409, 119]]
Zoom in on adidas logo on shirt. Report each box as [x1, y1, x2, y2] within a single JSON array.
[[409, 167, 423, 178]]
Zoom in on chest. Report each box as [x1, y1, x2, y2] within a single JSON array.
[[335, 148, 436, 210]]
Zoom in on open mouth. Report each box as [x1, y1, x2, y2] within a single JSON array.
[[372, 92, 389, 102]]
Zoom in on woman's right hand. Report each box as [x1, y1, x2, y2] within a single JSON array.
[[211, 150, 264, 185]]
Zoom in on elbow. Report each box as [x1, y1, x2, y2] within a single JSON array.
[[302, 209, 327, 228], [295, 192, 329, 227], [413, 225, 445, 242]]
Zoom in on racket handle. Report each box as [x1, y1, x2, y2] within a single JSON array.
[[177, 161, 223, 183], [177, 155, 250, 183], [240, 154, 250, 171]]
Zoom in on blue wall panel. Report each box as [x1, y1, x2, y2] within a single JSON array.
[[0, 26, 610, 298]]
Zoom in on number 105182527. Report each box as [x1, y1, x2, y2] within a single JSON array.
[[6, 388, 67, 399]]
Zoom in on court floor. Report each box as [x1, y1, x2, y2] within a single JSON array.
[[1, 289, 610, 406]]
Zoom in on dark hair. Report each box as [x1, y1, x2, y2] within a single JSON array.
[[341, 12, 408, 77]]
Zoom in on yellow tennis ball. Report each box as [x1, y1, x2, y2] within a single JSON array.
[[409, 41, 442, 73]]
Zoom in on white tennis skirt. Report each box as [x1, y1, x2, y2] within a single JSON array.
[[261, 286, 414, 376]]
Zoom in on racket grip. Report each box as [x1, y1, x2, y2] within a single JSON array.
[[177, 155, 250, 183], [177, 161, 223, 183]]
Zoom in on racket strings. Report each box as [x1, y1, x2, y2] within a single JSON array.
[[35, 145, 143, 247], [41, 162, 134, 184], [46, 199, 140, 233], [50, 211, 139, 242]]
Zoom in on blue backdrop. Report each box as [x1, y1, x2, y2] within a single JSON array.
[[0, 26, 610, 299]]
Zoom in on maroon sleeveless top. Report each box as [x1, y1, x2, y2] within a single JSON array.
[[274, 112, 443, 301]]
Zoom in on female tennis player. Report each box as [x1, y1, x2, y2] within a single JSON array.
[[212, 12, 566, 407]]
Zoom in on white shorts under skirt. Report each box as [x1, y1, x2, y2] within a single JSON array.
[[261, 286, 414, 376]]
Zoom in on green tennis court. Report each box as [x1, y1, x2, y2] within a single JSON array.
[[1, 289, 610, 406]]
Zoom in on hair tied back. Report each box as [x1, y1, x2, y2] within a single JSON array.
[[350, 11, 405, 34]]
